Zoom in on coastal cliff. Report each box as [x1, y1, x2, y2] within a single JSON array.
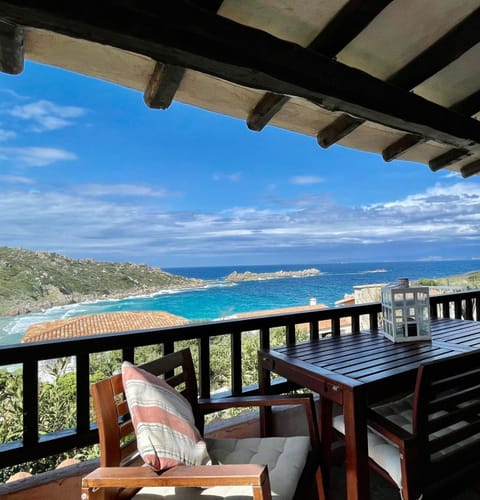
[[0, 247, 205, 316], [225, 268, 322, 282]]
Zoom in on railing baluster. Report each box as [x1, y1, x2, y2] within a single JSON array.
[[23, 360, 39, 446], [76, 353, 90, 432], [310, 320, 319, 340], [231, 331, 242, 395], [369, 311, 379, 329], [122, 347, 135, 363], [465, 298, 473, 320], [198, 336, 211, 399], [352, 314, 360, 333], [286, 323, 295, 345], [454, 299, 462, 319], [331, 317, 341, 336], [260, 327, 270, 349]]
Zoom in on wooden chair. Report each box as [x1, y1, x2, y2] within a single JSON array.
[[82, 348, 325, 500], [333, 350, 480, 500]]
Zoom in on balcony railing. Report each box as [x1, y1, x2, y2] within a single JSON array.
[[0, 290, 479, 472]]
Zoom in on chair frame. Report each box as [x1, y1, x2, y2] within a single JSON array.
[[81, 348, 325, 500], [366, 350, 480, 500]]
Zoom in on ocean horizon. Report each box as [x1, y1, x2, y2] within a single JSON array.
[[1, 259, 480, 346]]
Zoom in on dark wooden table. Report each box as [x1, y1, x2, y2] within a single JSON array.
[[259, 318, 480, 500]]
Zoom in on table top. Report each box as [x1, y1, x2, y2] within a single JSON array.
[[260, 318, 480, 400]]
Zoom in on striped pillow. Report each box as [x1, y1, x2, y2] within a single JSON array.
[[122, 361, 211, 471]]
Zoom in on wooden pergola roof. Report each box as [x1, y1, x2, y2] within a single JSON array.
[[1, 1, 480, 176]]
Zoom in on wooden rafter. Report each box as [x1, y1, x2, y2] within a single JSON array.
[[382, 135, 427, 163], [384, 88, 480, 164], [461, 159, 480, 178], [143, 0, 223, 110], [0, 20, 23, 74], [1, 1, 480, 154], [318, 7, 480, 150], [144, 63, 185, 109], [247, 0, 393, 131]]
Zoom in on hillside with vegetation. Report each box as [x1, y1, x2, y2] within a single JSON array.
[[0, 247, 205, 316], [416, 271, 480, 288]]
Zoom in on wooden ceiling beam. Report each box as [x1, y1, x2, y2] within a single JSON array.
[[383, 88, 480, 163], [460, 159, 480, 178], [247, 94, 289, 132], [143, 0, 223, 110], [144, 63, 185, 109], [317, 115, 363, 149], [429, 149, 471, 172], [0, 20, 23, 74], [246, 0, 393, 131], [382, 135, 426, 162], [1, 1, 480, 153], [319, 7, 480, 150]]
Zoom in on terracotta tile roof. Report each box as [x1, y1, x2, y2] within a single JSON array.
[[22, 311, 189, 343]]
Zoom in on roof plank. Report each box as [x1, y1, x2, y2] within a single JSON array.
[[1, 1, 480, 154]]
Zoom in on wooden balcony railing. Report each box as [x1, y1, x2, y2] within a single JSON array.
[[0, 290, 478, 472]]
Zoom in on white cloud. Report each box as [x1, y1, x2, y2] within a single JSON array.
[[212, 172, 241, 182], [290, 175, 324, 185], [2, 181, 480, 264], [9, 99, 87, 132], [0, 175, 35, 184], [0, 146, 77, 166], [80, 183, 179, 198], [0, 129, 16, 141]]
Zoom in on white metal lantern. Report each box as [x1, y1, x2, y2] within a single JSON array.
[[381, 278, 431, 343]]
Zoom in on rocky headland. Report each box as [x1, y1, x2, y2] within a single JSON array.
[[0, 247, 206, 317], [225, 268, 322, 282]]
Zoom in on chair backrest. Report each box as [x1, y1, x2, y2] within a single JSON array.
[[413, 350, 480, 476], [91, 348, 200, 468]]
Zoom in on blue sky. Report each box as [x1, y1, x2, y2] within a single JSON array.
[[1, 61, 480, 268]]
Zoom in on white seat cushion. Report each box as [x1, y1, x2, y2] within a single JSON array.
[[333, 394, 477, 491], [133, 435, 310, 499], [332, 395, 415, 488]]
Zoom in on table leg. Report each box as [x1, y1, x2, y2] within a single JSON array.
[[258, 352, 273, 437], [343, 388, 369, 500]]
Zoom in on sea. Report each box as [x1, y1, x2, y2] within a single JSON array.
[[1, 260, 480, 346]]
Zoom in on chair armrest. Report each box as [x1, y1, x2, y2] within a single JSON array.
[[82, 464, 272, 499], [367, 408, 415, 447], [199, 394, 320, 449]]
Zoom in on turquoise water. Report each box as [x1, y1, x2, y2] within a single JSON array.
[[1, 260, 479, 345]]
